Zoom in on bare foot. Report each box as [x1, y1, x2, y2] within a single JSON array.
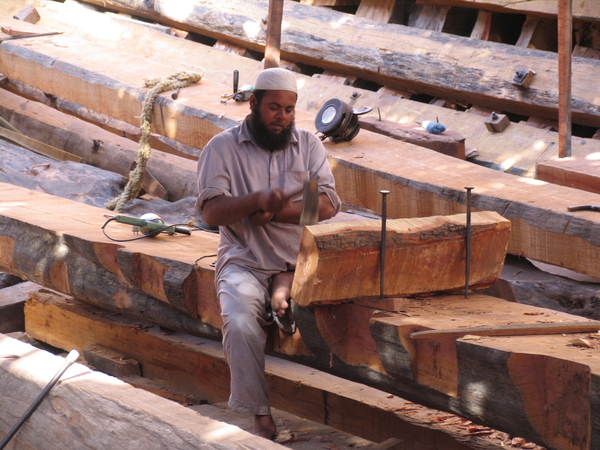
[[252, 414, 277, 439], [270, 271, 294, 317]]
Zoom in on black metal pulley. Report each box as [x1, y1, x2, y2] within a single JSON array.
[[315, 98, 371, 143]]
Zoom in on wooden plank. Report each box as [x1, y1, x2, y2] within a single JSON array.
[[358, 116, 466, 159], [0, 88, 198, 201], [67, 0, 600, 128], [0, 126, 82, 163], [291, 211, 511, 306], [0, 334, 283, 450], [418, 0, 600, 20], [470, 10, 492, 40], [3, 0, 599, 175], [536, 156, 600, 195], [22, 290, 508, 450], [355, 0, 398, 23], [408, 4, 450, 31]]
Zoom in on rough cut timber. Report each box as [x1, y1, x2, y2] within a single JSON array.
[[74, 0, 600, 128], [536, 156, 600, 195], [0, 334, 284, 450], [456, 334, 600, 450], [291, 211, 510, 306], [2, 2, 599, 176], [22, 290, 544, 450]]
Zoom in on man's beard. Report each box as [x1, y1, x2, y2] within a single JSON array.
[[249, 108, 295, 152]]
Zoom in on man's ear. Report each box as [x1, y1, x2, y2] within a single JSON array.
[[249, 94, 257, 110]]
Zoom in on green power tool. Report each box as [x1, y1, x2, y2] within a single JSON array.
[[114, 213, 191, 236]]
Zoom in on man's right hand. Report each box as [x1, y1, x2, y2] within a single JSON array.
[[256, 188, 288, 214]]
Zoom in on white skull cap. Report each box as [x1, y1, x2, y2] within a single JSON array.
[[254, 68, 298, 94]]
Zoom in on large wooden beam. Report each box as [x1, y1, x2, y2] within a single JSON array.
[[292, 211, 510, 306], [70, 0, 600, 127], [21, 289, 544, 450], [291, 292, 600, 450]]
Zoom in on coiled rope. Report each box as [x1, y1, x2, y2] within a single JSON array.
[[104, 70, 202, 212]]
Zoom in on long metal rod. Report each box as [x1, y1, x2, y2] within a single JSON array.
[[380, 190, 390, 299], [0, 350, 79, 450], [465, 186, 474, 298]]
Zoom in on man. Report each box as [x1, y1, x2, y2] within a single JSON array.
[[195, 68, 341, 439]]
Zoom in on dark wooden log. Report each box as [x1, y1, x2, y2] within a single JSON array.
[[73, 0, 600, 128]]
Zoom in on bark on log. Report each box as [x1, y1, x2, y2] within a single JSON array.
[[74, 0, 600, 127], [291, 211, 511, 306]]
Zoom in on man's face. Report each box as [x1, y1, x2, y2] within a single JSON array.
[[249, 90, 297, 151]]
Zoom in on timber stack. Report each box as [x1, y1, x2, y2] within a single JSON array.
[[1, 1, 600, 450]]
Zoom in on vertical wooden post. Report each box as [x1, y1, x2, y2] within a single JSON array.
[[264, 0, 283, 69], [558, 0, 572, 158]]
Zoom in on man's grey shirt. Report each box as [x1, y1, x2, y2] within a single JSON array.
[[196, 117, 341, 281]]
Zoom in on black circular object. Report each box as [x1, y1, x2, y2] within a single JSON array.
[[315, 98, 360, 142]]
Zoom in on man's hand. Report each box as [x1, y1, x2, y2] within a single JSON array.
[[249, 210, 274, 226], [256, 188, 288, 214]]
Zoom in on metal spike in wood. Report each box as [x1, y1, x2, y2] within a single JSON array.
[[380, 190, 390, 299], [465, 186, 474, 298]]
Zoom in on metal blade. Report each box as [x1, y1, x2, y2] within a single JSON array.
[[299, 175, 319, 226]]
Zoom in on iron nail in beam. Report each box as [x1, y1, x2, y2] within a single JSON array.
[[380, 190, 390, 299], [465, 186, 474, 298]]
